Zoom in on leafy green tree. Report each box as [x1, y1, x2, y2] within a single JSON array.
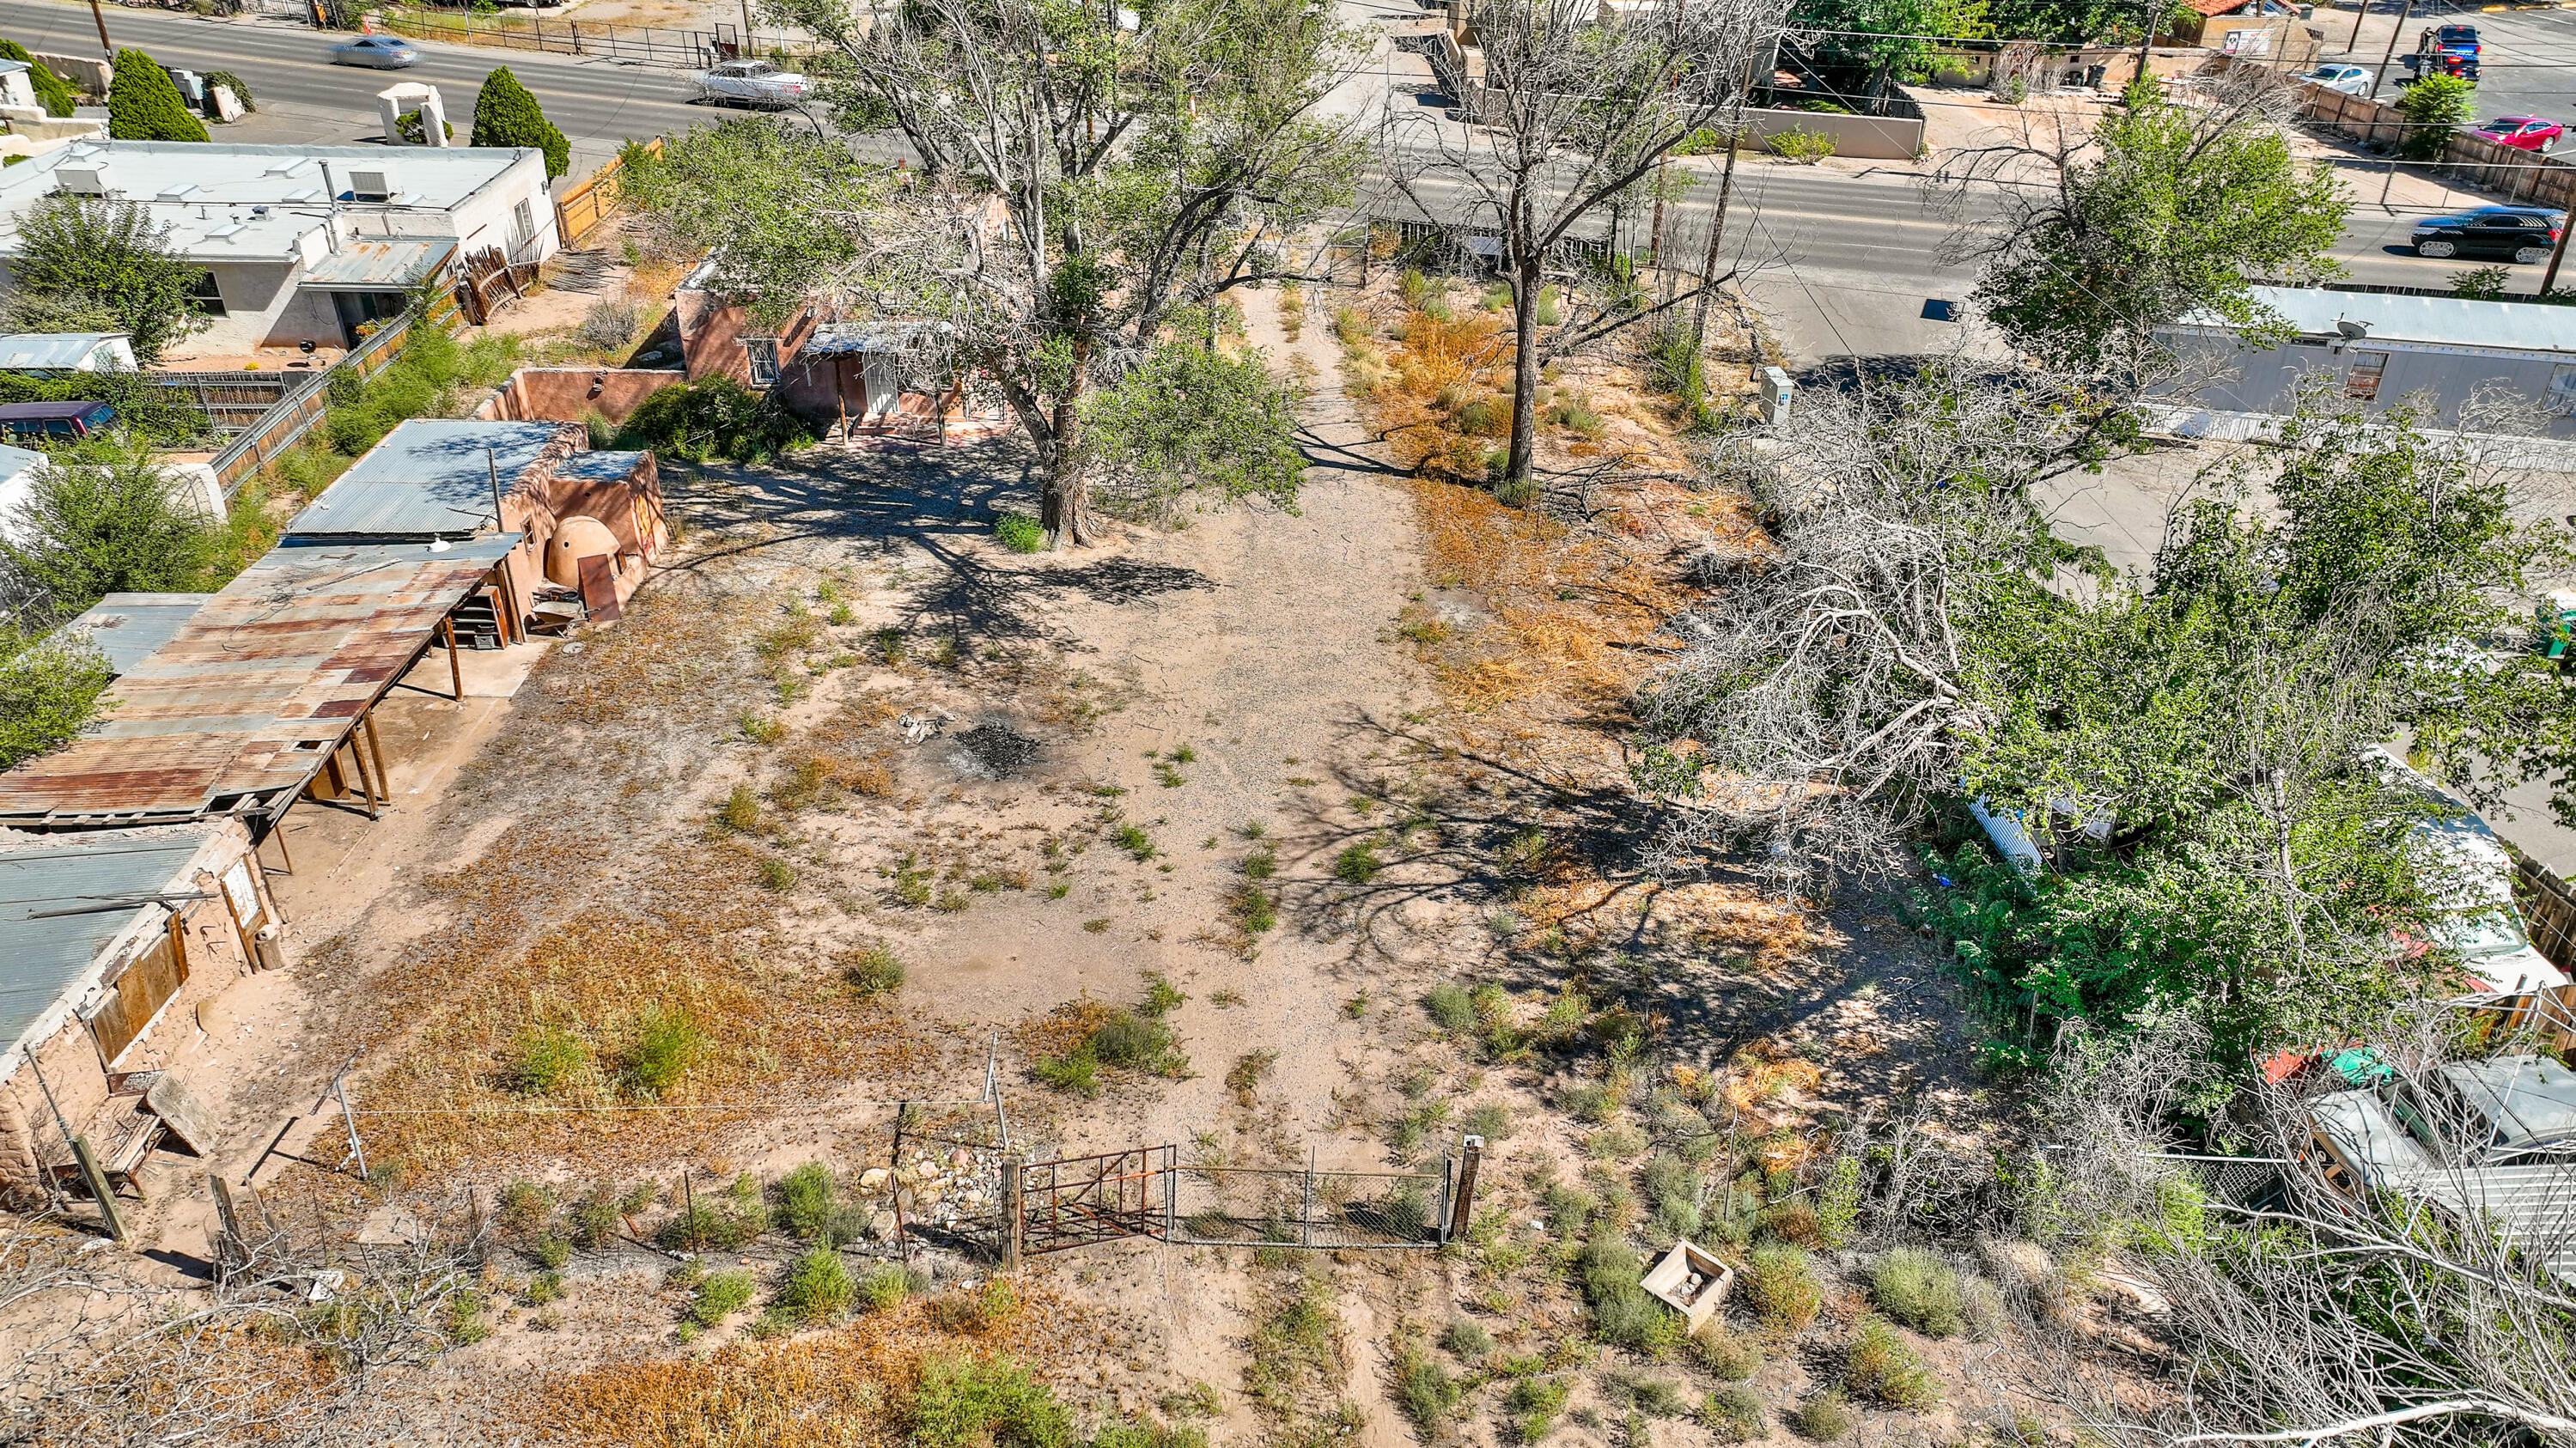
[[469, 66, 569, 179], [0, 40, 76, 117], [1635, 369, 2576, 1065], [627, 0, 1362, 545], [107, 49, 210, 142], [1078, 341, 1307, 520], [0, 625, 111, 770], [2394, 73, 2473, 161], [1956, 76, 2347, 370], [0, 194, 212, 367], [0, 433, 222, 616], [1790, 0, 1939, 92]]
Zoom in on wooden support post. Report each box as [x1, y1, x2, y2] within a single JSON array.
[[442, 617, 465, 700], [362, 712, 393, 803], [346, 734, 380, 820], [70, 1137, 127, 1242], [1447, 1135, 1483, 1244], [266, 806, 295, 875], [1000, 1159, 1022, 1270]]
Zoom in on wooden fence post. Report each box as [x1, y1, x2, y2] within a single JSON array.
[[999, 1159, 1022, 1270], [1447, 1135, 1483, 1243]]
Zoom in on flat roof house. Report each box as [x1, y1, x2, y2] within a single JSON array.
[[0, 142, 561, 354], [2160, 286, 2576, 440], [0, 822, 283, 1208]]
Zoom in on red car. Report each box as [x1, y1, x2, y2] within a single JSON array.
[[2475, 117, 2563, 153]]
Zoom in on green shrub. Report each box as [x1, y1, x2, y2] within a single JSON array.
[[1870, 1247, 1964, 1337], [1607, 1372, 1690, 1418], [994, 512, 1044, 552], [107, 50, 208, 141], [1842, 1316, 1938, 1408], [1691, 1320, 1761, 1380], [1396, 1347, 1460, 1429], [1439, 1317, 1493, 1358], [1333, 842, 1381, 883], [1462, 1101, 1514, 1141], [0, 42, 76, 117], [1767, 128, 1836, 164], [0, 434, 220, 611], [0, 627, 112, 772], [1088, 1008, 1186, 1076], [910, 1353, 1074, 1448], [1504, 1377, 1571, 1443], [775, 1246, 854, 1323], [1788, 1391, 1854, 1441], [1425, 981, 1477, 1035], [468, 65, 570, 176], [2396, 73, 2473, 161], [1230, 883, 1276, 934], [776, 1162, 838, 1241], [617, 374, 809, 463], [758, 856, 797, 891], [716, 783, 759, 831], [1112, 824, 1156, 861], [496, 1180, 551, 1238], [1745, 1244, 1822, 1331], [1702, 1386, 1764, 1443], [687, 1269, 754, 1326], [1034, 1043, 1101, 1097], [620, 1007, 703, 1098], [857, 1262, 910, 1311], [569, 1184, 620, 1248], [532, 1235, 569, 1270], [844, 943, 905, 997]]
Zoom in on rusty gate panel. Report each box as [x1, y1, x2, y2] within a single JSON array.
[[1018, 1145, 1172, 1255]]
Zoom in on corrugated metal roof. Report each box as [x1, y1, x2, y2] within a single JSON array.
[[0, 535, 522, 828], [2413, 1164, 2576, 1285], [283, 420, 579, 540], [0, 824, 219, 1061], [299, 239, 454, 290], [2196, 286, 2576, 354], [55, 593, 217, 677], [0, 333, 126, 370]]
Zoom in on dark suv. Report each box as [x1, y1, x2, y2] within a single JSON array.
[[2411, 204, 2566, 263], [2405, 23, 2482, 81]]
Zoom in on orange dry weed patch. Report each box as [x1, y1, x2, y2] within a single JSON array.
[[1511, 877, 1823, 974], [524, 1287, 1094, 1448], [1008, 998, 1113, 1064]]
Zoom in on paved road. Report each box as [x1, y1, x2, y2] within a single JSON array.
[[0, 0, 716, 173]]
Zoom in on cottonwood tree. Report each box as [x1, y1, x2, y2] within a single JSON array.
[[1937, 66, 2346, 371], [632, 0, 1366, 545], [1383, 0, 1783, 500], [1635, 369, 2576, 1059]]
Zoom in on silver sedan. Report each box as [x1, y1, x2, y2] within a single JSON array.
[[330, 35, 421, 69]]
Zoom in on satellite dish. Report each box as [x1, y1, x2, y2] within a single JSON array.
[[2335, 318, 2371, 339]]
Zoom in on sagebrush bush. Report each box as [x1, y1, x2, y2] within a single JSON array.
[[688, 1269, 754, 1326], [508, 1024, 587, 1093], [912, 1353, 1071, 1448], [1334, 842, 1381, 883], [1690, 1320, 1762, 1381], [1397, 1348, 1459, 1429], [842, 942, 905, 997], [1789, 1391, 1854, 1440], [1745, 1244, 1822, 1331], [776, 1246, 854, 1323], [857, 1262, 910, 1311], [1439, 1317, 1493, 1358], [1425, 981, 1477, 1034], [1703, 1385, 1764, 1443], [776, 1162, 837, 1241], [1871, 1247, 1964, 1337], [1842, 1316, 1938, 1408]]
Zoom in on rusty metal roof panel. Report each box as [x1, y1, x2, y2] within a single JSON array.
[[0, 536, 522, 829]]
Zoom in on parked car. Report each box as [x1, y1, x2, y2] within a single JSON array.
[[690, 58, 811, 108], [330, 35, 420, 69], [0, 399, 113, 441], [2304, 64, 2372, 96], [2476, 116, 2563, 153], [2409, 204, 2567, 264], [2402, 23, 2481, 81], [2400, 1056, 2576, 1165]]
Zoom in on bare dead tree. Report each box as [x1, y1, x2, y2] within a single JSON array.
[[1380, 0, 1785, 497]]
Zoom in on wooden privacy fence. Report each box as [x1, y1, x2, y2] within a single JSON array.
[[148, 370, 326, 436], [2500, 843, 2576, 1055], [2287, 74, 2576, 213], [553, 137, 659, 250], [207, 295, 460, 495]]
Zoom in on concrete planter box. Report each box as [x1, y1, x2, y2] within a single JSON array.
[[1641, 1239, 1733, 1330]]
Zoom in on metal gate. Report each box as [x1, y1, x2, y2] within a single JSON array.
[[1011, 1140, 1481, 1258], [1018, 1146, 1172, 1255]]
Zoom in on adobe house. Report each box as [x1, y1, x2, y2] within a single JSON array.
[[0, 823, 283, 1208], [281, 418, 667, 620]]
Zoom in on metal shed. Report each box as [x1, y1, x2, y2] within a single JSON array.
[[0, 534, 524, 830], [282, 418, 577, 542]]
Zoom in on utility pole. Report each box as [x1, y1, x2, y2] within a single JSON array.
[[2543, 213, 2573, 296], [2345, 0, 2369, 55], [2367, 0, 2415, 100], [86, 0, 111, 61], [1688, 51, 1759, 354]]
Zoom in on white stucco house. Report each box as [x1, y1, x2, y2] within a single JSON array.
[[0, 142, 561, 354]]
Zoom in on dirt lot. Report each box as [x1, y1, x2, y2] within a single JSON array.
[[14, 280, 2055, 1447]]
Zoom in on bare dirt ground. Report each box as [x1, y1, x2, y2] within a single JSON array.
[[13, 277, 2066, 1447]]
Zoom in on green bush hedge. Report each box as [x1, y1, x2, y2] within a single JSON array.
[[107, 49, 209, 142]]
